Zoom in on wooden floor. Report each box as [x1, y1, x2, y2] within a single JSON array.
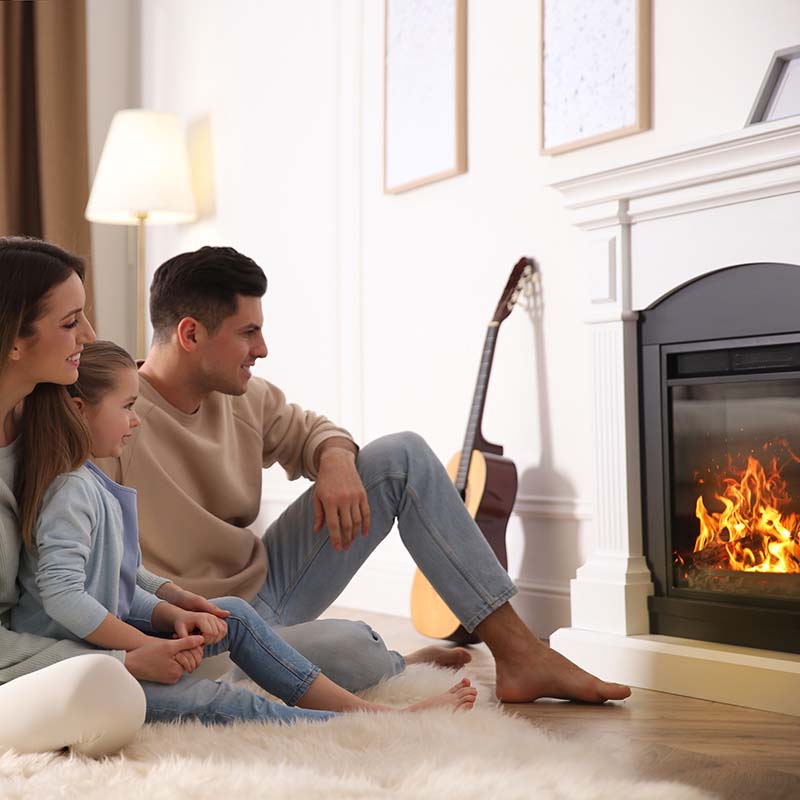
[[323, 606, 800, 800]]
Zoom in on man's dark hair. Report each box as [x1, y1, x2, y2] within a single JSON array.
[[150, 246, 267, 343]]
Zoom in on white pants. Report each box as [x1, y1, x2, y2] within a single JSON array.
[[0, 654, 145, 756]]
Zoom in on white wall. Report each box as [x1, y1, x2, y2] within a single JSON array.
[[98, 0, 800, 637]]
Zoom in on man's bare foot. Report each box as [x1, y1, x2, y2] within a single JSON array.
[[405, 678, 477, 713], [404, 645, 472, 670], [495, 641, 630, 704]]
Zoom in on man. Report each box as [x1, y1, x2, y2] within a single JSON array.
[[111, 245, 629, 703]]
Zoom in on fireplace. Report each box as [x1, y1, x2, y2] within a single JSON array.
[[640, 262, 800, 654], [547, 117, 800, 717]]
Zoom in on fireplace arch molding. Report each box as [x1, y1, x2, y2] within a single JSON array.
[[639, 261, 800, 654]]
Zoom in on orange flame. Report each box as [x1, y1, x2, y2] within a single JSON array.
[[694, 453, 800, 573]]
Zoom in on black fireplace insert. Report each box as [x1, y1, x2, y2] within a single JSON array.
[[639, 262, 800, 653]]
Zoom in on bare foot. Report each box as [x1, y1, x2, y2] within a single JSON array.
[[404, 645, 472, 670], [405, 678, 477, 713], [495, 643, 631, 704]]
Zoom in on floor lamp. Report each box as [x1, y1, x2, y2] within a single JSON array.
[[86, 109, 196, 358]]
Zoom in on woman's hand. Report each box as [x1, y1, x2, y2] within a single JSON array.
[[125, 635, 205, 684], [155, 582, 230, 619]]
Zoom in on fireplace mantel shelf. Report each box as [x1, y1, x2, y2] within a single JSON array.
[[551, 117, 800, 208]]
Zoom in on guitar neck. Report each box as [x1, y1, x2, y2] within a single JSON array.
[[455, 323, 499, 493]]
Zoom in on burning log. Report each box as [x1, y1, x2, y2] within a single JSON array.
[[677, 535, 769, 572], [682, 565, 800, 598]]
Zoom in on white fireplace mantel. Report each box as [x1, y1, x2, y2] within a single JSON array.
[[548, 117, 800, 717]]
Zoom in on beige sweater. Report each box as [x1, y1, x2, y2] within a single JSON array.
[[99, 375, 354, 601]]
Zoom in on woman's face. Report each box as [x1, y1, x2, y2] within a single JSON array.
[[14, 271, 96, 386]]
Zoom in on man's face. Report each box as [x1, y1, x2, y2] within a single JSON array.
[[197, 294, 268, 395]]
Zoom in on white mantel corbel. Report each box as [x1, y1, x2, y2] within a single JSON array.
[[547, 117, 800, 716]]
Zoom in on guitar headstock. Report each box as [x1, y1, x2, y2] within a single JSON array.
[[491, 257, 537, 324]]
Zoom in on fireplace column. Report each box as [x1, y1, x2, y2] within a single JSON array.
[[554, 201, 654, 641]]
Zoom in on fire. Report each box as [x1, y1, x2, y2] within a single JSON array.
[[693, 453, 800, 573]]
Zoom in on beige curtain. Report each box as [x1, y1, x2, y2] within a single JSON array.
[[0, 0, 94, 324]]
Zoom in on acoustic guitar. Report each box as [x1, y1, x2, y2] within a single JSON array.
[[410, 257, 536, 643]]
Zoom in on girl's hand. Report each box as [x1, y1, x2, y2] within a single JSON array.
[[173, 610, 227, 644], [174, 644, 205, 673], [155, 583, 230, 619]]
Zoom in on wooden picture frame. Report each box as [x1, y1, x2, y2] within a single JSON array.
[[384, 0, 467, 194], [746, 45, 800, 125], [540, 0, 651, 155]]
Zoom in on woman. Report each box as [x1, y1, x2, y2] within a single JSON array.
[[0, 237, 203, 756]]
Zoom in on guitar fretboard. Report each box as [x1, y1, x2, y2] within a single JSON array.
[[455, 324, 498, 492]]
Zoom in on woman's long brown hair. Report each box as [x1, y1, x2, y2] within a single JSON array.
[[0, 237, 92, 549]]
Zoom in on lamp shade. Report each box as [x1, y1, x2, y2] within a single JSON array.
[[86, 109, 196, 225]]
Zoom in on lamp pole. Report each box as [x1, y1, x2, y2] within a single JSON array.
[[135, 211, 148, 359]]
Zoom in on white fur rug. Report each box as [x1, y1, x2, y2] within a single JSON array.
[[0, 665, 714, 800]]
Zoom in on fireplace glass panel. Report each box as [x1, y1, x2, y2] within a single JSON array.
[[670, 377, 800, 602]]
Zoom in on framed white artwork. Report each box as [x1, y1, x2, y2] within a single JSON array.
[[540, 0, 651, 155], [384, 0, 467, 194], [747, 45, 800, 125]]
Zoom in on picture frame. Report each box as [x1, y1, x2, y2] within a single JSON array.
[[540, 0, 651, 155], [384, 0, 467, 194], [746, 45, 800, 125]]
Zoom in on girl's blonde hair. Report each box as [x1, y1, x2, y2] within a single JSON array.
[[71, 340, 136, 405]]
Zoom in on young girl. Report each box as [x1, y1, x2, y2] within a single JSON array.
[[13, 341, 477, 724]]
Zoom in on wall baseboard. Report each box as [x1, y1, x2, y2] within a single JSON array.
[[262, 492, 592, 522]]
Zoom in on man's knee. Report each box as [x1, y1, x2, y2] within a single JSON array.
[[279, 618, 398, 692], [358, 430, 433, 474]]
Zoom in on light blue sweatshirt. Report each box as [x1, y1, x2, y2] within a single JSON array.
[[13, 462, 163, 642]]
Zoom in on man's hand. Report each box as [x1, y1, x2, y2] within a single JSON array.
[[155, 582, 230, 619], [313, 442, 370, 551], [125, 635, 206, 684]]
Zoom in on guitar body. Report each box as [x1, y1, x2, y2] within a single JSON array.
[[410, 448, 518, 643]]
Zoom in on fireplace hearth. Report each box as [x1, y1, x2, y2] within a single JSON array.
[[640, 262, 800, 654]]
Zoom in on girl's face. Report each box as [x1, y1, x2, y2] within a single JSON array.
[[13, 271, 95, 386], [83, 368, 140, 458]]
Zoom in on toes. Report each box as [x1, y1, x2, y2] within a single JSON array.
[[448, 678, 471, 692]]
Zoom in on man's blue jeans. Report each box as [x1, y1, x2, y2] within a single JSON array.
[[142, 596, 336, 725], [252, 432, 518, 691]]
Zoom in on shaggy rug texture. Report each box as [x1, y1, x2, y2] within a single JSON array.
[[0, 665, 715, 800]]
